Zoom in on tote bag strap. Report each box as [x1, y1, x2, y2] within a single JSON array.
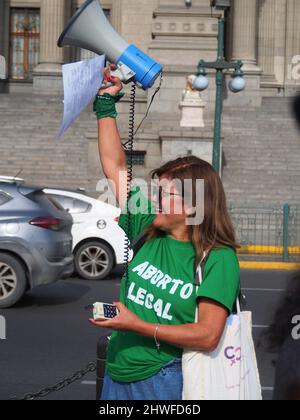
[[195, 250, 241, 318], [194, 250, 209, 322], [194, 250, 209, 291]]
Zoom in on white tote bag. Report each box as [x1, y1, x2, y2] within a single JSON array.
[[182, 253, 262, 401]]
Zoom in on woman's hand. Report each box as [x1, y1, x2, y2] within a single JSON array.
[[89, 302, 144, 333], [98, 63, 123, 97]]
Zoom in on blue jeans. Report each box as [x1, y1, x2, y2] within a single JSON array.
[[101, 359, 183, 401]]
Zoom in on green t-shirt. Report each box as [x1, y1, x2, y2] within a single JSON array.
[[106, 185, 240, 383]]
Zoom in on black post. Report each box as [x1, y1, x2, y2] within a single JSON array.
[[96, 336, 109, 400]]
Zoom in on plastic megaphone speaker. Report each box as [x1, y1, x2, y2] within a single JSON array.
[[58, 0, 162, 90]]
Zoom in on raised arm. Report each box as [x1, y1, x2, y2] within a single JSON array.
[[98, 118, 128, 212], [96, 65, 128, 212]]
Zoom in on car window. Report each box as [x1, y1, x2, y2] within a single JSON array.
[[46, 194, 66, 212], [0, 190, 13, 206], [50, 194, 92, 214], [30, 191, 67, 212]]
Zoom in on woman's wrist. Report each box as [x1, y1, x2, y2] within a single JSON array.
[[132, 320, 158, 338], [93, 92, 125, 120], [97, 91, 125, 101], [131, 317, 147, 334], [134, 321, 162, 351]]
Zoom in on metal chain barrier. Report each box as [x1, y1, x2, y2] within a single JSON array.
[[11, 362, 96, 400]]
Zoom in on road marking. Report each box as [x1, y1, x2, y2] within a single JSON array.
[[243, 288, 286, 292], [253, 325, 269, 329], [82, 381, 97, 386], [262, 387, 274, 392]]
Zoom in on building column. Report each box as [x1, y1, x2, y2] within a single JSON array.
[[33, 0, 70, 94], [224, 0, 262, 108], [258, 0, 278, 87], [231, 0, 261, 74]]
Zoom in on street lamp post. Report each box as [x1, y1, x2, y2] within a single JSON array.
[[193, 2, 246, 174]]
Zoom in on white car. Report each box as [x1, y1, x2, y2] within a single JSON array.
[[44, 188, 129, 281]]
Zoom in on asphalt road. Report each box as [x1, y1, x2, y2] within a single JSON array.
[[0, 267, 295, 400]]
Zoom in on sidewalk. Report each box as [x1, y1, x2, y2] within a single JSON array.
[[240, 261, 300, 271], [238, 246, 300, 271]]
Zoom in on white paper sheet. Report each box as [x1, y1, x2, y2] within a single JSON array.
[[56, 54, 106, 139]]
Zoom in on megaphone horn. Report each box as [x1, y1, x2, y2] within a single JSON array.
[[58, 0, 162, 90]]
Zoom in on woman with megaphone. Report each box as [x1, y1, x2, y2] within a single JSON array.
[[90, 65, 242, 401]]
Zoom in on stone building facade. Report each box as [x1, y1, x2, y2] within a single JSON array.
[[0, 0, 299, 207]]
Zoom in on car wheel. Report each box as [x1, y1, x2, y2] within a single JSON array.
[[74, 241, 115, 281], [0, 253, 27, 309]]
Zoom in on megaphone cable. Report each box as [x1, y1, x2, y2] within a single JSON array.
[[123, 83, 136, 306], [133, 71, 164, 137], [123, 72, 163, 306], [122, 71, 164, 148]]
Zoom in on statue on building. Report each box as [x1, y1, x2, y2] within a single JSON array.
[[180, 74, 205, 128]]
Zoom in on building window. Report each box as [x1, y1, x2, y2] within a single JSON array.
[[9, 8, 40, 81], [125, 151, 147, 166], [76, 9, 111, 61]]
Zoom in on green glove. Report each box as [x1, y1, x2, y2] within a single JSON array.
[[93, 92, 125, 120]]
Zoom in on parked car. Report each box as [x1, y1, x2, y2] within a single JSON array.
[[0, 177, 74, 309], [44, 188, 129, 281]]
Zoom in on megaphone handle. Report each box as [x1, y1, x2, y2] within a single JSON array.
[[101, 81, 114, 89], [100, 76, 130, 89], [102, 62, 135, 87]]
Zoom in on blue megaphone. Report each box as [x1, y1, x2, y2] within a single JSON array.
[[58, 0, 162, 90]]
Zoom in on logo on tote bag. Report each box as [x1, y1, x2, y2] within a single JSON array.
[[224, 346, 242, 366]]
